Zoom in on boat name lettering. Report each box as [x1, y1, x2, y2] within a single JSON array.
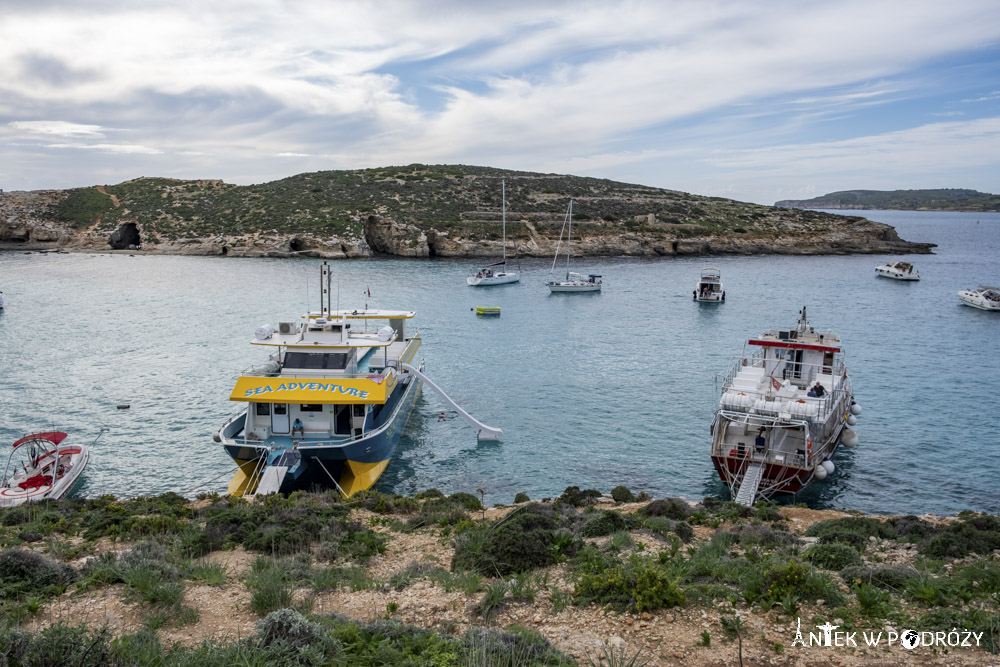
[[243, 382, 370, 399]]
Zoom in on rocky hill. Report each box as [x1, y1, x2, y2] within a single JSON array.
[[1, 165, 935, 258], [775, 188, 1000, 212]]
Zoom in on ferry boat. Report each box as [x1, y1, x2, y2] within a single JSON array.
[[709, 307, 861, 506], [217, 263, 501, 498], [693, 267, 725, 302], [875, 261, 919, 281], [957, 285, 1000, 311]]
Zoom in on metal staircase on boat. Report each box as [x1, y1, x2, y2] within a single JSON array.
[[253, 465, 288, 496], [734, 462, 765, 506]]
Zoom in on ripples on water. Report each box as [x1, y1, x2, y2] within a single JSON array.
[[0, 210, 997, 515]]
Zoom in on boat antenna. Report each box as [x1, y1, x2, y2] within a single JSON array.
[[321, 261, 328, 317]]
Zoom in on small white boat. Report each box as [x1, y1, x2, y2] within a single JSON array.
[[875, 261, 919, 281], [547, 200, 601, 293], [468, 180, 519, 286], [0, 432, 90, 506], [694, 267, 725, 302], [958, 285, 1000, 311], [0, 290, 4, 309]]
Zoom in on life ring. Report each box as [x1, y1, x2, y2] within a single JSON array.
[[729, 449, 737, 457], [741, 358, 747, 366], [796, 399, 805, 403], [807, 438, 812, 452], [737, 392, 746, 396]]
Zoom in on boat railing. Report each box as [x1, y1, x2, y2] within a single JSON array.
[[238, 365, 397, 380]]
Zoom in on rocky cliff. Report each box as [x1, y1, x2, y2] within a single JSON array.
[[1, 166, 936, 257]]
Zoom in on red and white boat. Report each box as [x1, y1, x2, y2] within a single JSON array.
[[710, 307, 861, 506], [0, 432, 90, 506]]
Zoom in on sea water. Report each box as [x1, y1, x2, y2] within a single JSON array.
[[0, 210, 997, 515]]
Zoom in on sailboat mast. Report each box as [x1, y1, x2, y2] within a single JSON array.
[[566, 200, 573, 278], [501, 179, 507, 264]]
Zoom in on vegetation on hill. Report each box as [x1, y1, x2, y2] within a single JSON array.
[[775, 188, 1000, 212], [39, 165, 871, 244], [0, 488, 997, 665]]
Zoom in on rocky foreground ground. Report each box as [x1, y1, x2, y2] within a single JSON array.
[[1, 489, 997, 666]]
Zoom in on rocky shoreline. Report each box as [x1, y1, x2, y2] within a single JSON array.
[[1, 488, 996, 666]]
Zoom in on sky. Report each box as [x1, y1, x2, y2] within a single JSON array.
[[1, 1, 999, 205]]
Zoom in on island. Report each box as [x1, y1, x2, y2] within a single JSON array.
[[1, 165, 935, 258], [775, 188, 1000, 212]]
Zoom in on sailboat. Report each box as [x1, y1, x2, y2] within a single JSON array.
[[546, 200, 602, 293], [468, 180, 519, 286]]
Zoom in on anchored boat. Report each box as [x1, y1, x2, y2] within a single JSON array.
[[546, 200, 602, 293], [694, 267, 725, 302], [217, 263, 501, 498], [875, 261, 919, 281], [709, 307, 861, 506], [957, 285, 1000, 311], [0, 431, 93, 506], [468, 179, 520, 286]]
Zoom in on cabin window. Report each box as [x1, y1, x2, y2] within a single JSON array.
[[255, 403, 270, 416], [283, 352, 350, 370], [353, 405, 366, 417], [300, 404, 322, 413]]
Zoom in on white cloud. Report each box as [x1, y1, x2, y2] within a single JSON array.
[[9, 120, 105, 138], [44, 143, 162, 155]]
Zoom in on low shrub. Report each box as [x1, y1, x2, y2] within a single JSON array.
[[642, 498, 691, 521], [610, 486, 635, 503], [0, 548, 76, 599], [921, 515, 1000, 559], [723, 523, 796, 549], [581, 510, 631, 538], [555, 486, 602, 507], [452, 504, 579, 576], [840, 564, 920, 591], [574, 554, 685, 612], [804, 543, 861, 570], [805, 517, 893, 551], [513, 492, 530, 504]]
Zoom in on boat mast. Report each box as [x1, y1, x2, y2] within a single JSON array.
[[501, 179, 507, 265], [566, 200, 573, 279]]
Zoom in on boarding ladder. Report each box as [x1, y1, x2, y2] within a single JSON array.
[[734, 462, 765, 507]]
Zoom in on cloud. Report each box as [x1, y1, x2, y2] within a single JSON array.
[[9, 120, 105, 138], [44, 142, 162, 155]]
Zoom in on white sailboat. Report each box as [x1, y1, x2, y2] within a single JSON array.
[[468, 180, 519, 286], [547, 200, 601, 293]]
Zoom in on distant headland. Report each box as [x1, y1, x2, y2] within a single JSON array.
[[775, 188, 1000, 212], [1, 165, 935, 258]]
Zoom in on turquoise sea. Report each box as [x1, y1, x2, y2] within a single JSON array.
[[0, 210, 997, 515]]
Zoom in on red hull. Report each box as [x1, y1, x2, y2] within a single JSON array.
[[711, 455, 813, 494]]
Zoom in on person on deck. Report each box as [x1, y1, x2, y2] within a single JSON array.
[[809, 382, 825, 397], [292, 418, 304, 438]]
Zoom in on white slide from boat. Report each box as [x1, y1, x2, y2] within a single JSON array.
[[400, 363, 503, 440]]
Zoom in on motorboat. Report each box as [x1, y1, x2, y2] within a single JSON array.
[[0, 432, 90, 506], [875, 261, 919, 281], [694, 267, 725, 302], [218, 262, 501, 498], [958, 285, 1000, 311], [547, 200, 602, 293], [709, 307, 861, 506], [468, 180, 519, 286]]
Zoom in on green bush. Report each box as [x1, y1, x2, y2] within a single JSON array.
[[723, 523, 796, 548], [513, 492, 530, 504], [921, 515, 1000, 559], [642, 498, 691, 521], [610, 486, 635, 503], [840, 564, 920, 591], [555, 486, 603, 507], [0, 548, 76, 601], [574, 554, 685, 612], [452, 505, 578, 576], [804, 516, 893, 551], [581, 510, 631, 538], [804, 543, 861, 570]]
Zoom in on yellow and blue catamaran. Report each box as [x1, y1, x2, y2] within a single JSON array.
[[217, 263, 501, 498]]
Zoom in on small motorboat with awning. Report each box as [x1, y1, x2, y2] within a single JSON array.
[[468, 179, 519, 286], [0, 431, 92, 506], [709, 307, 861, 506], [217, 262, 501, 498], [958, 285, 1000, 311], [875, 261, 919, 281]]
